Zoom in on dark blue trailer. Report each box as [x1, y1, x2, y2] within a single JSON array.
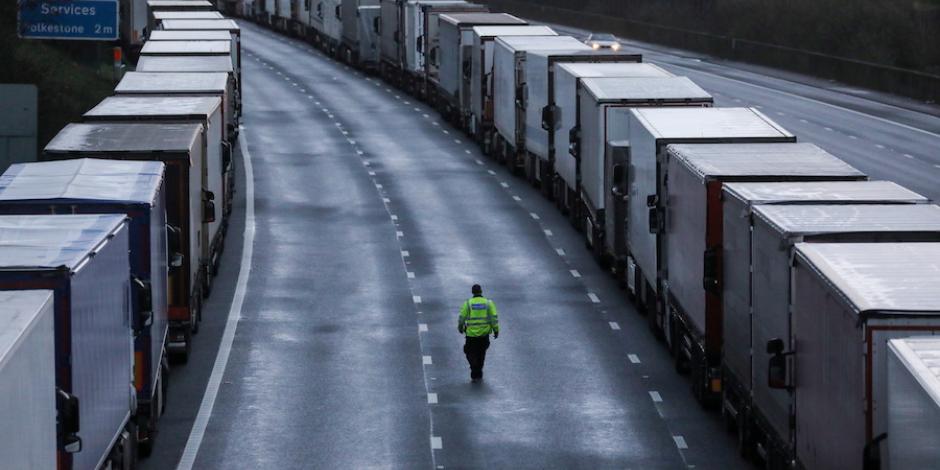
[[0, 214, 136, 470], [0, 159, 169, 455]]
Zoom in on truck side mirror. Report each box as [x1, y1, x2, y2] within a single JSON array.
[[335, 4, 341, 19], [417, 35, 423, 53], [541, 105, 558, 131], [767, 338, 791, 390], [222, 141, 233, 171], [203, 191, 216, 224], [703, 246, 720, 294], [462, 59, 471, 80], [57, 388, 82, 454], [648, 207, 663, 234], [568, 126, 580, 158], [373, 17, 380, 34], [611, 164, 625, 197], [132, 276, 153, 330], [166, 224, 183, 268]]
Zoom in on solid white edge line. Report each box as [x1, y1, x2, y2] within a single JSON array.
[[177, 125, 256, 470]]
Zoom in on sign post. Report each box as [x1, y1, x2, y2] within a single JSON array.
[[17, 0, 120, 40]]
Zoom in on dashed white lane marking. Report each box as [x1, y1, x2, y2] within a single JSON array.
[[904, 154, 915, 159], [588, 293, 601, 303], [544, 229, 553, 236], [384, 198, 392, 203], [396, 230, 404, 237], [673, 436, 688, 450], [475, 159, 483, 165], [454, 139, 462, 144], [432, 122, 440, 127], [357, 150, 365, 155], [512, 196, 522, 202], [404, 101, 411, 105], [609, 322, 620, 330], [427, 393, 438, 404], [848, 135, 858, 139], [415, 107, 421, 112], [799, 119, 808, 123], [423, 113, 430, 118], [934, 164, 940, 169], [570, 269, 581, 278], [423, 355, 433, 365], [556, 248, 566, 256], [500, 182, 510, 188], [402, 250, 410, 257], [529, 212, 540, 220], [824, 127, 833, 131], [407, 272, 415, 279], [466, 150, 474, 155], [776, 111, 785, 116], [875, 144, 886, 149], [628, 354, 641, 364], [413, 295, 422, 304], [649, 391, 663, 403], [431, 436, 443, 450], [178, 125, 256, 470], [487, 170, 496, 175], [390, 215, 398, 221], [375, 184, 383, 189], [368, 171, 376, 176], [418, 323, 428, 332]]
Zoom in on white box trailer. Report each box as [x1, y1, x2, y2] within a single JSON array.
[[136, 54, 241, 120], [149, 29, 233, 41], [0, 215, 132, 470], [83, 96, 226, 294], [147, 0, 215, 11], [467, 25, 555, 139], [659, 143, 865, 402], [553, 62, 672, 209], [613, 108, 794, 311], [415, 2, 487, 96], [150, 10, 224, 31], [887, 337, 940, 470], [752, 204, 940, 463], [435, 13, 525, 118], [0, 290, 55, 470], [720, 180, 927, 459], [378, 0, 403, 74], [158, 19, 243, 113], [492, 36, 590, 170], [523, 50, 642, 187], [354, 6, 382, 68], [340, 0, 380, 63], [580, 77, 712, 254], [43, 123, 206, 359], [311, 0, 343, 50], [788, 243, 940, 470]]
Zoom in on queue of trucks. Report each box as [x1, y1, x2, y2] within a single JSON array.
[[2, 0, 939, 469]]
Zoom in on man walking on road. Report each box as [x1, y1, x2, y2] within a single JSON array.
[[458, 284, 499, 383]]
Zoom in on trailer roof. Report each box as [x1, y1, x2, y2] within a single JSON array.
[[148, 30, 232, 41], [668, 143, 861, 179], [0, 159, 164, 206], [0, 290, 53, 363], [85, 96, 221, 121], [527, 49, 641, 62], [116, 72, 229, 94], [160, 19, 241, 32], [496, 35, 591, 52], [141, 40, 231, 55], [723, 181, 927, 205], [0, 214, 126, 271], [439, 12, 525, 26], [755, 204, 940, 236], [558, 62, 671, 79], [794, 242, 940, 315], [45, 123, 202, 157], [136, 55, 234, 73], [147, 0, 214, 6], [630, 107, 794, 141], [889, 337, 940, 408], [583, 77, 711, 103], [473, 25, 556, 38], [153, 11, 224, 19]]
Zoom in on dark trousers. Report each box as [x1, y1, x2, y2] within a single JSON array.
[[463, 335, 490, 379]]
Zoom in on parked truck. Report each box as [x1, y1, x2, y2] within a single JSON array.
[[720, 180, 928, 464], [492, 35, 591, 170], [135, 55, 241, 119], [44, 122, 207, 361], [0, 159, 172, 456], [150, 10, 224, 31], [467, 25, 556, 143], [0, 215, 135, 470], [887, 336, 940, 470], [434, 13, 525, 122], [147, 0, 216, 12], [550, 62, 671, 211], [414, 1, 487, 99], [149, 29, 233, 41], [786, 243, 940, 470], [0, 290, 56, 470], [310, 0, 343, 53], [83, 96, 228, 291], [340, 0, 380, 65], [158, 19, 243, 112]]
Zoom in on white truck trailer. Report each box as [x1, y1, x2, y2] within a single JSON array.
[[340, 0, 380, 64], [492, 35, 590, 171], [0, 291, 56, 470], [787, 243, 940, 470], [413, 1, 487, 98], [467, 25, 556, 143], [887, 337, 940, 470]]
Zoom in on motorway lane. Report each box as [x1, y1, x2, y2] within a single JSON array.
[[152, 22, 750, 469], [551, 24, 940, 202]]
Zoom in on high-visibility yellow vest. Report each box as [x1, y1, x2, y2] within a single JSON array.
[[458, 296, 499, 337]]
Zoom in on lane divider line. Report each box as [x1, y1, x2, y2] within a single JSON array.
[[177, 124, 256, 470], [628, 354, 641, 364]]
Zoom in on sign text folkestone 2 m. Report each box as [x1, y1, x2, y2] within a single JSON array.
[[18, 0, 119, 40]]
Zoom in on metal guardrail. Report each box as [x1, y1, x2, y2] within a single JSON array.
[[481, 0, 940, 103]]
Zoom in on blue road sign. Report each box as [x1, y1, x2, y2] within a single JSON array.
[[18, 0, 120, 40]]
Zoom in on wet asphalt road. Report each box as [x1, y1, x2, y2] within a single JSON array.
[[142, 18, 940, 470]]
